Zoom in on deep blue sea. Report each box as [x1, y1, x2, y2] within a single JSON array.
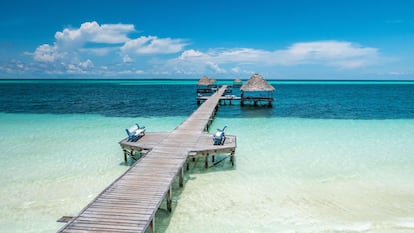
[[1, 80, 414, 119], [1, 79, 414, 233]]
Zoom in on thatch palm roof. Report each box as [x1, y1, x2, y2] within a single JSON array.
[[240, 74, 275, 92], [197, 76, 210, 86], [233, 78, 242, 84], [197, 76, 218, 86]]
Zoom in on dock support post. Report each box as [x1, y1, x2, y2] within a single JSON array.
[[149, 218, 155, 233], [167, 185, 172, 212], [205, 154, 209, 169], [212, 155, 215, 163], [179, 167, 184, 187], [123, 149, 127, 163], [230, 150, 235, 166]]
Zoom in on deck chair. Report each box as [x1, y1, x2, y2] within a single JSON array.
[[213, 126, 227, 145], [125, 123, 146, 142]]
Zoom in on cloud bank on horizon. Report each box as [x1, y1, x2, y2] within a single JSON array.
[[0, 21, 401, 79]]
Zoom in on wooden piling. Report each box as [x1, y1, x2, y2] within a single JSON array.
[[167, 185, 172, 212], [179, 167, 184, 187]]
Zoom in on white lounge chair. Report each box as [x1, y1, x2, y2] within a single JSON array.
[[125, 123, 146, 142]]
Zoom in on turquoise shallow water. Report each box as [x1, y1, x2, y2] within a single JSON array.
[[1, 113, 413, 232]]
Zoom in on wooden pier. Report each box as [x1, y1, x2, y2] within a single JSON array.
[[58, 86, 236, 233], [197, 95, 241, 105]]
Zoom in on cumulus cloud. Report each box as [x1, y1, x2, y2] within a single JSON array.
[[55, 21, 134, 48], [275, 41, 379, 67], [66, 59, 94, 74], [33, 21, 136, 63], [121, 36, 186, 54], [206, 61, 226, 73], [27, 22, 384, 77], [166, 41, 380, 74], [30, 21, 187, 75], [33, 44, 61, 62], [32, 21, 186, 63]]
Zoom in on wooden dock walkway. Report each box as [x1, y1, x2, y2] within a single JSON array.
[[197, 95, 241, 105], [58, 86, 236, 233]]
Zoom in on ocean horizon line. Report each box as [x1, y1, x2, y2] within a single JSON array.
[[1, 78, 414, 84]]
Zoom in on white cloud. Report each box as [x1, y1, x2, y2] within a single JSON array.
[[231, 66, 240, 73], [79, 47, 116, 56], [206, 61, 226, 73], [275, 41, 379, 67], [66, 59, 94, 74], [388, 71, 407, 75], [31, 21, 187, 76], [118, 69, 145, 75], [178, 49, 205, 59], [79, 59, 94, 69], [32, 21, 136, 63], [121, 36, 186, 54], [55, 21, 134, 47], [122, 55, 133, 63], [166, 40, 380, 74], [33, 44, 61, 62], [27, 22, 384, 77]]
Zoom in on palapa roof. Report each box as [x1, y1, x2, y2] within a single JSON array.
[[240, 74, 275, 92], [233, 77, 242, 84], [197, 76, 210, 86], [197, 76, 217, 86]]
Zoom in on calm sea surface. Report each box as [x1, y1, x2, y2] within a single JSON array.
[[1, 79, 414, 233], [1, 79, 414, 119]]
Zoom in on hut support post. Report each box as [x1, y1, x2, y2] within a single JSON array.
[[205, 153, 209, 168], [167, 185, 172, 212]]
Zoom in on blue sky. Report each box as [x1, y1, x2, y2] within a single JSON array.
[[1, 0, 413, 79]]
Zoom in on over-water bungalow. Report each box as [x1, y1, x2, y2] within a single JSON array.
[[197, 76, 215, 94], [233, 77, 243, 88], [240, 74, 275, 107]]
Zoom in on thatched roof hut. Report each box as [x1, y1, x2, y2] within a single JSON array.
[[197, 76, 210, 86], [197, 76, 218, 86], [209, 78, 217, 85], [240, 74, 275, 92], [233, 77, 243, 87], [234, 77, 242, 83]]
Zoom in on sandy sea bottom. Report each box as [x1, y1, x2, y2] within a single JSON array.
[[0, 113, 413, 233]]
